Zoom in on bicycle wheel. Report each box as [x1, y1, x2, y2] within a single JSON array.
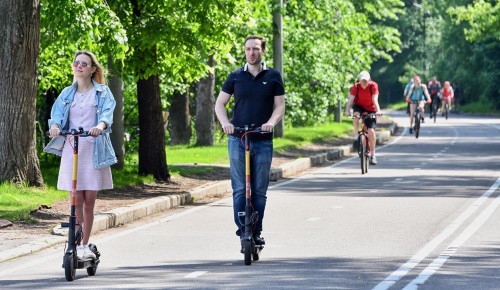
[[364, 137, 370, 173], [415, 117, 420, 139], [433, 102, 437, 123], [360, 135, 367, 174], [445, 103, 449, 120]]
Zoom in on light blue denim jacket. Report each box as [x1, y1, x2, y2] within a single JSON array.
[[45, 80, 117, 169]]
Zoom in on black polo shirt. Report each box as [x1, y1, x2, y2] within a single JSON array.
[[222, 62, 285, 140]]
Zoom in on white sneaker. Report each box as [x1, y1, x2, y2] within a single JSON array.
[[76, 245, 84, 260], [82, 245, 96, 260]]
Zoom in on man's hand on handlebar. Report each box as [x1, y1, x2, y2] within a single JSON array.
[[221, 122, 235, 135], [261, 122, 274, 133]]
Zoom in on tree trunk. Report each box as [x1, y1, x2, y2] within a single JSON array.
[[137, 75, 170, 182], [169, 88, 191, 145], [0, 0, 43, 186], [108, 57, 125, 169], [273, 0, 285, 137], [195, 55, 216, 146]]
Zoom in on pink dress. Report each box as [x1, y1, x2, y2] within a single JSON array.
[[57, 88, 113, 191]]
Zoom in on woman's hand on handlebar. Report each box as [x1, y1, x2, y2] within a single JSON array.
[[48, 126, 61, 138], [88, 126, 104, 137]]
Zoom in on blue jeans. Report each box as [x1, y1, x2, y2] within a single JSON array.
[[228, 136, 273, 237]]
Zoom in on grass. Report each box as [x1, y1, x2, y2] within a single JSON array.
[[0, 183, 67, 221], [387, 101, 408, 111], [1, 119, 352, 222], [461, 101, 500, 114], [166, 119, 353, 165]]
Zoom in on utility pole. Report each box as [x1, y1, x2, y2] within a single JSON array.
[[413, 2, 431, 79], [272, 0, 284, 137]]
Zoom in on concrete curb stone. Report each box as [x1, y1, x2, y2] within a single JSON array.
[[0, 122, 398, 263]]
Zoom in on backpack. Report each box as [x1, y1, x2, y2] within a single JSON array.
[[429, 81, 440, 95]]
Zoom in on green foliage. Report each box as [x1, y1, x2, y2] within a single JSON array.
[[448, 0, 500, 42], [39, 0, 128, 91], [109, 0, 252, 94], [281, 0, 403, 125], [461, 100, 500, 114]]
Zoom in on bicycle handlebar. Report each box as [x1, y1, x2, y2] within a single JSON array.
[[350, 112, 381, 119]]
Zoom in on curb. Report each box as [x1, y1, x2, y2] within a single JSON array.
[[0, 122, 398, 263]]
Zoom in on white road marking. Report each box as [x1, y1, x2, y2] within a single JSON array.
[[403, 180, 500, 289], [184, 271, 208, 278], [372, 177, 500, 290], [306, 217, 320, 222]]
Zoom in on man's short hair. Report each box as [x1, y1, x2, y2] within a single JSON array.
[[245, 35, 266, 52]]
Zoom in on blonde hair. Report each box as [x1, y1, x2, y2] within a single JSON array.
[[73, 50, 106, 84]]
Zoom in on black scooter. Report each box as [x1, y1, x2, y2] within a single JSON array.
[[51, 128, 101, 281]]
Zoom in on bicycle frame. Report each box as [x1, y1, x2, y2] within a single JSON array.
[[354, 113, 374, 174], [411, 101, 422, 138]]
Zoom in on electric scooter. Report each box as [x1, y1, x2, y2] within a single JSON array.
[[51, 127, 101, 281], [233, 125, 269, 265]]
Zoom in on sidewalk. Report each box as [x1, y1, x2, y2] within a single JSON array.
[[0, 122, 398, 263]]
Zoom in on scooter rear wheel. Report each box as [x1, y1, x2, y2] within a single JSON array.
[[253, 250, 260, 261], [86, 244, 99, 276], [64, 253, 76, 281]]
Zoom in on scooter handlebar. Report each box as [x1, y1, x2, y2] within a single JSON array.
[[46, 127, 91, 137], [233, 126, 271, 134]]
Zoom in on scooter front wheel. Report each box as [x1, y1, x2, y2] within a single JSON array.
[[244, 240, 252, 265], [63, 252, 76, 281]]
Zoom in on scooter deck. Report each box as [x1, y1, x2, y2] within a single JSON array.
[[77, 258, 99, 269]]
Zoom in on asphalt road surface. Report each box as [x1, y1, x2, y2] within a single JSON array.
[[1, 111, 499, 290]]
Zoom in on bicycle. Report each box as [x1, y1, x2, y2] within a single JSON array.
[[49, 127, 101, 281], [353, 113, 377, 174], [232, 125, 270, 265], [410, 101, 425, 139], [444, 101, 450, 120], [431, 95, 440, 123]]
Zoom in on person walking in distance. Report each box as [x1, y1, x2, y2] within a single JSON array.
[[214, 35, 286, 248], [344, 71, 382, 165], [46, 50, 117, 260]]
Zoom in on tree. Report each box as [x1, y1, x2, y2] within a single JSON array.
[[448, 0, 500, 42], [0, 0, 43, 186], [195, 55, 216, 146]]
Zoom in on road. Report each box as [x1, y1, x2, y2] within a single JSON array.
[[1, 111, 499, 289]]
